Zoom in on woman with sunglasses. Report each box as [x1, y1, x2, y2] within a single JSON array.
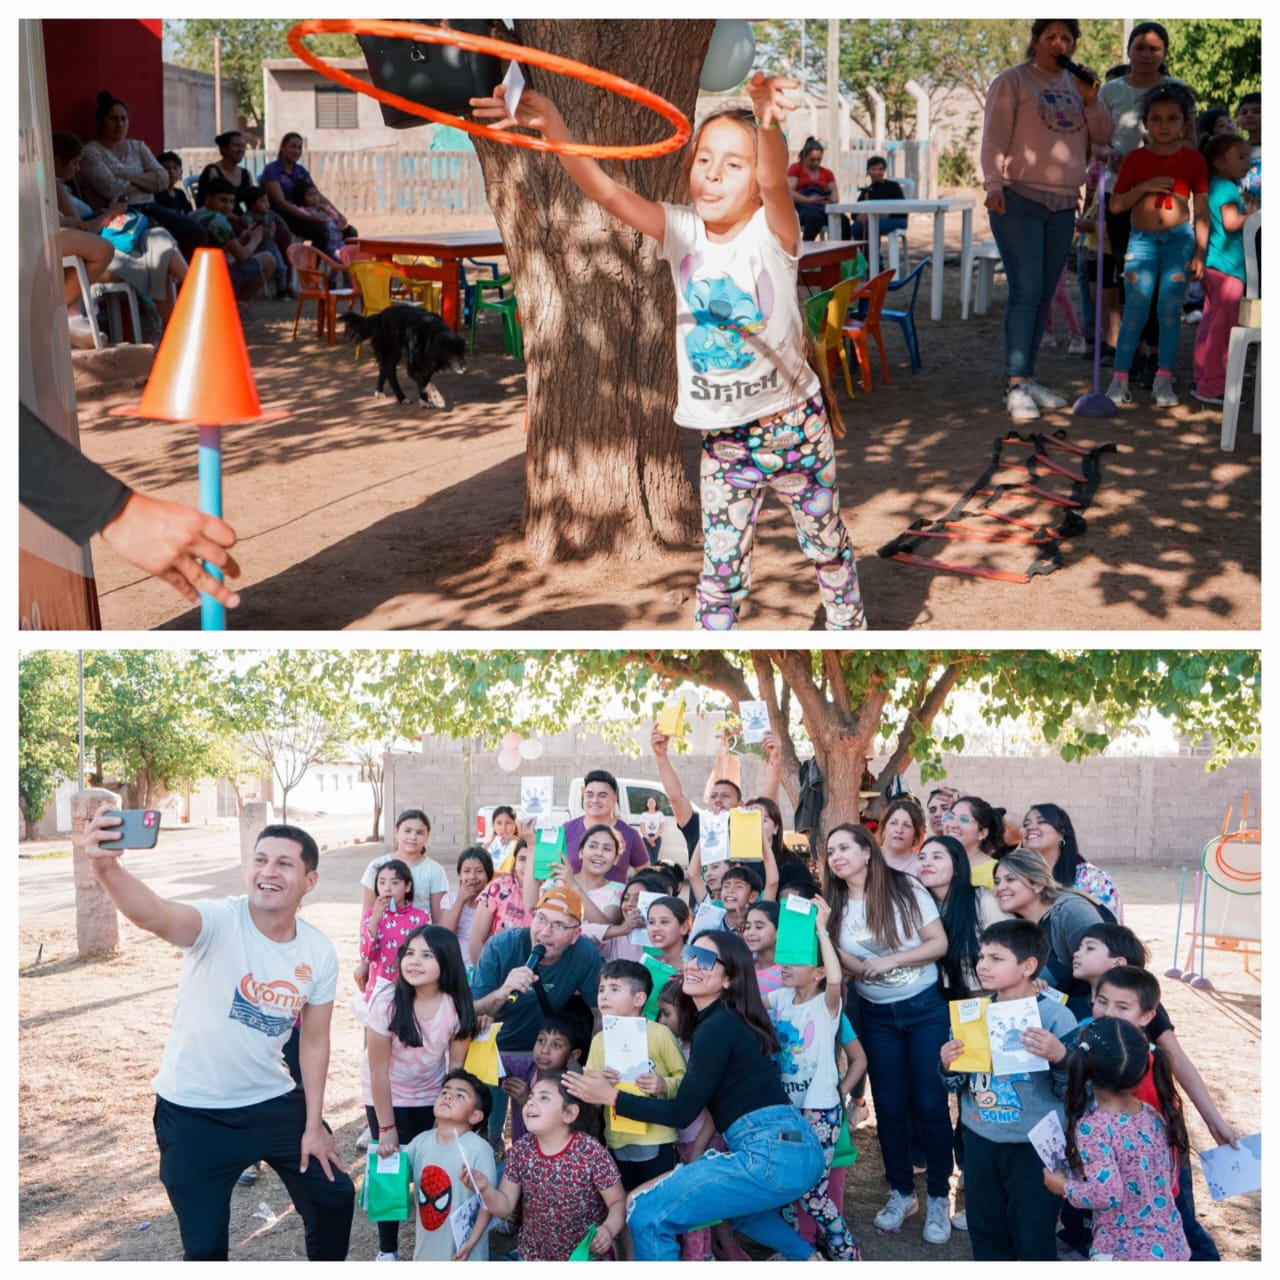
[[824, 823, 954, 1246], [942, 795, 1008, 889], [564, 931, 825, 1261]]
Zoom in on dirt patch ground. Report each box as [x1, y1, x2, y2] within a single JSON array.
[[18, 837, 1261, 1262], [78, 194, 1260, 632]]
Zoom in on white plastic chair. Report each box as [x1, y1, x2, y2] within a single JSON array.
[[91, 281, 143, 344], [966, 242, 1004, 316], [886, 177, 915, 279], [62, 254, 106, 349], [1220, 209, 1262, 451]]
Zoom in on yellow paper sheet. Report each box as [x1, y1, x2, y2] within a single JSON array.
[[464, 1023, 504, 1086], [610, 1081, 650, 1135], [729, 807, 763, 861], [948, 999, 992, 1073], [656, 699, 686, 738]]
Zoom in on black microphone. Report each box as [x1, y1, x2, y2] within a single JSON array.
[[1055, 54, 1099, 87], [507, 944, 547, 1002]]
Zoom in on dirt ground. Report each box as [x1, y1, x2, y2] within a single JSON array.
[[77, 192, 1260, 632], [18, 830, 1261, 1262]]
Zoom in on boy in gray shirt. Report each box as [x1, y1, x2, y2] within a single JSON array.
[[941, 919, 1077, 1261]]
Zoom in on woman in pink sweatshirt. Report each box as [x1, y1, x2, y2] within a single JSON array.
[[980, 19, 1113, 423]]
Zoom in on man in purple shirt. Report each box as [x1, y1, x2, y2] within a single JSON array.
[[559, 770, 651, 885]]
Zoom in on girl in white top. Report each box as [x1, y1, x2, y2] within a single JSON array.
[[766, 896, 860, 1259], [470, 74, 866, 632], [436, 845, 495, 963]]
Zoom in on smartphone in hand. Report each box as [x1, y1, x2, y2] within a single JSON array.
[[98, 809, 162, 850]]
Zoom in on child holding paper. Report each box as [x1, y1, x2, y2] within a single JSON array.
[[462, 1071, 625, 1260], [766, 896, 863, 1260], [468, 841, 534, 967], [1043, 1017, 1190, 1260], [645, 896, 693, 971], [402, 1069, 496, 1261], [939, 920, 1078, 1261], [718, 862, 771, 934], [742, 900, 783, 994], [529, 824, 625, 929]]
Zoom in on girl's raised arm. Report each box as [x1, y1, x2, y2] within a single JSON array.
[[470, 84, 666, 241], [746, 73, 805, 253]]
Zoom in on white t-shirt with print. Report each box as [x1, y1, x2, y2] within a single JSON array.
[[838, 879, 940, 1005], [361, 854, 448, 918], [151, 896, 338, 1108], [659, 203, 819, 431], [767, 987, 842, 1110]]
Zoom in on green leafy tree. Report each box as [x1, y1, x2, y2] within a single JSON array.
[[17, 651, 80, 837], [1162, 20, 1262, 109], [166, 19, 359, 130]]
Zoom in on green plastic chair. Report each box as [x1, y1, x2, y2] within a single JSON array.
[[469, 281, 523, 358]]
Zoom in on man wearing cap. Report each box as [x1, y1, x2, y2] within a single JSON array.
[[471, 885, 603, 1070]]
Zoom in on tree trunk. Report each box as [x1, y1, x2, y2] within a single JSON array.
[[370, 796, 382, 844], [279, 785, 291, 823], [473, 20, 712, 563]]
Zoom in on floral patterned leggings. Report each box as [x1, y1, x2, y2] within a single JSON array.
[[799, 1103, 859, 1260], [696, 396, 865, 631]]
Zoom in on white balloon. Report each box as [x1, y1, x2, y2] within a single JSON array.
[[502, 731, 523, 751], [519, 738, 544, 760], [498, 747, 522, 771], [700, 19, 756, 93]]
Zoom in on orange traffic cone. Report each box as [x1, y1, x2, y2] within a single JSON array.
[[111, 248, 287, 425]]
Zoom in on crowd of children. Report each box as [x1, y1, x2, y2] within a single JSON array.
[[330, 775, 1241, 1263]]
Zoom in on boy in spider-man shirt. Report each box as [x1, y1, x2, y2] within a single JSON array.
[[403, 1070, 496, 1261]]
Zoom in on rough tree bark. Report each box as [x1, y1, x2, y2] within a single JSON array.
[[472, 20, 713, 564]]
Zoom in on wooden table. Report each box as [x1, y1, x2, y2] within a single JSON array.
[[824, 198, 975, 321], [353, 230, 506, 331], [798, 239, 868, 291]]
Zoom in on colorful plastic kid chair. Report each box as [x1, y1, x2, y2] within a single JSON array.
[[803, 277, 860, 399], [859, 258, 928, 373], [841, 268, 895, 392], [346, 260, 434, 360], [287, 243, 354, 346], [469, 280, 522, 359]]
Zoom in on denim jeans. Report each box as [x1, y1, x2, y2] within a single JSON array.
[[1114, 224, 1194, 374], [988, 188, 1078, 380], [859, 986, 954, 1198], [627, 1103, 826, 1261]]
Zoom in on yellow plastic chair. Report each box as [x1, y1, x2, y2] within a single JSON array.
[[803, 276, 859, 399], [391, 255, 444, 313], [347, 260, 432, 360]]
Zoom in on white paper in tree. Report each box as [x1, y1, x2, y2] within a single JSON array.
[[691, 899, 726, 939], [603, 1015, 651, 1082], [501, 59, 526, 117], [739, 700, 769, 743], [700, 811, 730, 864], [1028, 1111, 1068, 1171], [1199, 1134, 1262, 1200], [985, 996, 1047, 1074], [521, 776, 555, 826], [629, 891, 665, 946]]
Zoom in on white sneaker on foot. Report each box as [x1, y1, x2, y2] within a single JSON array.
[[874, 1190, 918, 1231], [356, 1126, 373, 1150], [1152, 373, 1178, 407], [1005, 383, 1040, 421], [1067, 335, 1088, 354], [1104, 375, 1132, 406], [951, 1209, 968, 1231], [68, 315, 97, 349], [1023, 379, 1068, 409], [1191, 388, 1225, 406], [923, 1196, 953, 1245], [374, 1251, 399, 1261], [1040, 332, 1058, 348]]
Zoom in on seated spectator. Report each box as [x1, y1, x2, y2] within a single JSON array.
[[197, 130, 254, 211], [242, 187, 293, 299], [53, 131, 188, 336], [294, 180, 347, 258], [261, 132, 357, 251], [154, 152, 194, 214], [195, 177, 277, 301], [78, 90, 209, 260], [852, 155, 907, 244], [788, 137, 843, 241]]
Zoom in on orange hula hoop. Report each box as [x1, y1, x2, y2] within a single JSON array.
[[286, 20, 692, 161]]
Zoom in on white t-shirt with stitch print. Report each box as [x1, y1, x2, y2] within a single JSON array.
[[660, 203, 819, 431], [151, 896, 339, 1109]]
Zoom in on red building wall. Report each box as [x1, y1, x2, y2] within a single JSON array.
[[43, 19, 165, 149]]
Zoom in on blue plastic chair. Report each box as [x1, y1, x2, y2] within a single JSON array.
[[856, 259, 928, 373], [460, 258, 507, 326]]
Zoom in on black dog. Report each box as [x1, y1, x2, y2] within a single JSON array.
[[340, 305, 467, 408]]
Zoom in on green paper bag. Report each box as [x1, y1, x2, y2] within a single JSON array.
[[362, 1150, 412, 1222], [831, 1112, 859, 1169], [534, 826, 566, 879], [775, 897, 819, 966], [640, 948, 677, 1021], [569, 1223, 598, 1260]]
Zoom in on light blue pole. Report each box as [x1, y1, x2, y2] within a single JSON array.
[[197, 424, 224, 631]]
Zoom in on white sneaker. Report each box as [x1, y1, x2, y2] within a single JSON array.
[[1152, 374, 1178, 407], [356, 1126, 373, 1150], [923, 1196, 953, 1245], [68, 315, 97, 349], [1023, 379, 1068, 409], [951, 1209, 968, 1231], [874, 1190, 918, 1231], [1104, 375, 1133, 406], [1040, 332, 1058, 348], [374, 1251, 399, 1261], [1005, 383, 1040, 421], [1068, 335, 1088, 355], [1183, 309, 1203, 325]]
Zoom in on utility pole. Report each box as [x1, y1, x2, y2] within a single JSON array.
[[826, 19, 840, 158], [214, 33, 222, 134]]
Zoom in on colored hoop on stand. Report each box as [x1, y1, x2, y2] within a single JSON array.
[[1204, 830, 1262, 894], [287, 20, 691, 160]]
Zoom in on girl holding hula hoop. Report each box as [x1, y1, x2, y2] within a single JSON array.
[[563, 930, 826, 1260], [471, 74, 867, 631]]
